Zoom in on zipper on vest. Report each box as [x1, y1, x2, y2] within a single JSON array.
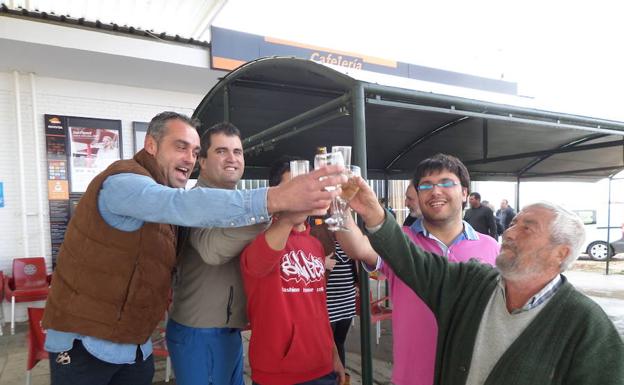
[[118, 260, 139, 320], [226, 286, 233, 324]]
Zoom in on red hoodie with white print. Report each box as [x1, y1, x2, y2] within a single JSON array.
[[241, 223, 334, 385]]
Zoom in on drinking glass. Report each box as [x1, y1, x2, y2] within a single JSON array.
[[289, 160, 309, 179], [340, 165, 361, 201], [331, 146, 352, 167], [314, 151, 345, 192], [314, 151, 345, 230]]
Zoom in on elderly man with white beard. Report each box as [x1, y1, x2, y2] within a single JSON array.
[[337, 177, 624, 385]]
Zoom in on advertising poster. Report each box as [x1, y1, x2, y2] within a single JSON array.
[[68, 126, 121, 192], [0, 182, 4, 208]]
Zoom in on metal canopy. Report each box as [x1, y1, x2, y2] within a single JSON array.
[[193, 57, 624, 182]]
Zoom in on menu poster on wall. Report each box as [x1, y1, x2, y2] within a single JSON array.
[[44, 114, 122, 265], [66, 117, 122, 193], [133, 122, 148, 154]]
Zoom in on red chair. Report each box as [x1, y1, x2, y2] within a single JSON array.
[[370, 292, 393, 344], [369, 272, 392, 344], [4, 257, 51, 335], [26, 307, 49, 385], [355, 280, 393, 345], [153, 327, 172, 382], [153, 292, 173, 382]]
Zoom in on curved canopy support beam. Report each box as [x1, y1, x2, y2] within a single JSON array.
[[464, 139, 624, 166], [384, 116, 470, 170], [517, 134, 608, 176]]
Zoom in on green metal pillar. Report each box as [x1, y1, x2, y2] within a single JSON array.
[[352, 82, 373, 385]]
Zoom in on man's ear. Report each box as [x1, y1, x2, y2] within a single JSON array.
[[554, 244, 570, 268], [144, 135, 157, 156], [198, 156, 207, 171]]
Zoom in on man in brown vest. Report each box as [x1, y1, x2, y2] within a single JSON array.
[[42, 111, 345, 385]]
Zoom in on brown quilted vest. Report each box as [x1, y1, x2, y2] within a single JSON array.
[[42, 150, 178, 344]]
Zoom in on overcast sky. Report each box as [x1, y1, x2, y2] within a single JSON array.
[[215, 0, 624, 121]]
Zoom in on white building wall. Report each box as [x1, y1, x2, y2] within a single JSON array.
[[0, 71, 206, 322]]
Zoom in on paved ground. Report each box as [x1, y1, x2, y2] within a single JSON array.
[[0, 262, 622, 385]]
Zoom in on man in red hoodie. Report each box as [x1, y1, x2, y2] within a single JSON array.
[[241, 156, 346, 385]]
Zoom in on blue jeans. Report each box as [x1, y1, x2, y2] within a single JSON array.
[[253, 372, 337, 385], [49, 340, 154, 385], [166, 319, 244, 385]]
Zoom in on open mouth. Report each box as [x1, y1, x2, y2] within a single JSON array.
[[175, 167, 189, 177]]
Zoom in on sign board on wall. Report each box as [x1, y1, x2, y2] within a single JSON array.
[[133, 121, 148, 153], [0, 182, 4, 208], [210, 26, 518, 95]]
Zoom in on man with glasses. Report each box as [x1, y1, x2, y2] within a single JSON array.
[[343, 153, 499, 385]]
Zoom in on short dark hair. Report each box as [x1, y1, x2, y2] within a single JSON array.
[[147, 111, 200, 142], [199, 122, 241, 158], [412, 153, 471, 208], [268, 155, 305, 187], [469, 192, 481, 200], [413, 153, 470, 191]]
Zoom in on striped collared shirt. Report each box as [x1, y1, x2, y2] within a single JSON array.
[[499, 274, 563, 314], [411, 217, 478, 256]]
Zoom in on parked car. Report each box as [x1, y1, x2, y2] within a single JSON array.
[[581, 224, 624, 261]]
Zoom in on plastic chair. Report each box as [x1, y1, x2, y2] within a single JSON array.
[[26, 307, 49, 385], [153, 293, 173, 382], [370, 292, 393, 344], [153, 328, 172, 382], [369, 272, 392, 344], [4, 257, 51, 335], [356, 281, 393, 345]]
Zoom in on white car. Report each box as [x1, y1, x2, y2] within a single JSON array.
[[581, 225, 624, 261]]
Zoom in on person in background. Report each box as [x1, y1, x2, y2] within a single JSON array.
[[379, 197, 396, 218], [167, 122, 264, 385], [337, 153, 499, 385], [403, 182, 422, 227], [496, 199, 517, 232], [464, 192, 498, 239], [241, 156, 346, 385], [483, 200, 504, 238], [42, 112, 344, 385]]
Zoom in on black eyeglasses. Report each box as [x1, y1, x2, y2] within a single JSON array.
[[417, 180, 460, 191]]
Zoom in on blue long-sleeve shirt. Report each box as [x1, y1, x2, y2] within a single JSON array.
[[45, 173, 270, 364]]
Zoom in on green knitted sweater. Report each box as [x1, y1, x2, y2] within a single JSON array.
[[368, 213, 624, 385]]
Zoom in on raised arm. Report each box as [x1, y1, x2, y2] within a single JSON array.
[[189, 223, 266, 265], [334, 213, 379, 266], [241, 212, 308, 277]]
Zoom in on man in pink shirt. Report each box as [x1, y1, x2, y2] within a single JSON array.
[[343, 153, 499, 385]]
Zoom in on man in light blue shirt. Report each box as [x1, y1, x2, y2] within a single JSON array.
[[43, 111, 344, 385]]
